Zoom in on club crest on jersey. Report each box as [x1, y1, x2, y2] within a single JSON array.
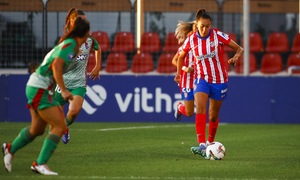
[[85, 42, 89, 49], [210, 41, 215, 47], [67, 52, 74, 61]]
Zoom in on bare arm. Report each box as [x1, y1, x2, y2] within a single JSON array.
[[52, 57, 73, 101], [226, 40, 244, 66], [89, 48, 101, 80], [174, 51, 186, 84], [172, 53, 179, 67]]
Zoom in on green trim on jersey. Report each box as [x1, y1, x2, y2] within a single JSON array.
[[36, 38, 78, 77], [89, 36, 99, 51], [26, 38, 78, 90]]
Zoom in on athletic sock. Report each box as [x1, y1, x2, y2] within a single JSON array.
[[10, 127, 36, 154], [65, 116, 73, 126], [208, 118, 219, 143], [36, 134, 60, 165], [195, 113, 207, 144], [178, 104, 187, 116]]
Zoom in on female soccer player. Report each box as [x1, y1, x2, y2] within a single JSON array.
[[174, 9, 243, 157], [2, 17, 90, 175], [54, 8, 101, 144], [172, 21, 197, 121]]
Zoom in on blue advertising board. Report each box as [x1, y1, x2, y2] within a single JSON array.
[[0, 74, 300, 123]]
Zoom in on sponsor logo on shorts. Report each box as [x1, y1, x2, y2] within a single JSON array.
[[221, 88, 228, 94]]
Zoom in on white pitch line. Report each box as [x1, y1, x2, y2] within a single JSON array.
[[74, 123, 227, 132], [0, 175, 284, 180], [0, 123, 227, 131]]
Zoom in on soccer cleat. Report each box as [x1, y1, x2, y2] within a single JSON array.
[[31, 161, 58, 175], [61, 127, 70, 144], [2, 143, 13, 172], [206, 140, 212, 147], [174, 102, 183, 121], [191, 143, 206, 157]]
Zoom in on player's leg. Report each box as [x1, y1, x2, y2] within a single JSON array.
[[10, 109, 47, 154], [182, 100, 194, 117], [30, 106, 66, 175], [194, 91, 208, 143], [61, 94, 84, 144], [65, 95, 84, 125], [175, 88, 194, 120], [206, 82, 227, 144], [191, 91, 208, 157], [207, 99, 223, 144], [190, 79, 210, 157], [2, 109, 46, 173]]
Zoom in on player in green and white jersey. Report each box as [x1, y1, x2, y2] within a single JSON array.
[[2, 17, 90, 175], [53, 8, 102, 144]]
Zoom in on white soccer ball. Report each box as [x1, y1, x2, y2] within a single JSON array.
[[206, 142, 226, 160]]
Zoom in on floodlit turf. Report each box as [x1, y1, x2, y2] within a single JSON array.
[[0, 122, 300, 180]]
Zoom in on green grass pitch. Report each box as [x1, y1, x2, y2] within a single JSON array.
[[0, 122, 300, 180]]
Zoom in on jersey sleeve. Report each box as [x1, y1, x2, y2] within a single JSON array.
[[56, 39, 77, 66], [182, 36, 191, 53], [177, 46, 183, 56], [89, 36, 99, 51], [216, 30, 231, 45]]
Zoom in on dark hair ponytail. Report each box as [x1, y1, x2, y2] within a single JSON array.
[[77, 10, 85, 16], [61, 17, 90, 42], [195, 8, 211, 21], [63, 8, 79, 33]]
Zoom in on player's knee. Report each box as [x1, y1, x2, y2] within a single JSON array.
[[68, 107, 81, 117], [54, 123, 68, 136], [209, 116, 218, 122], [30, 127, 45, 136], [196, 108, 206, 114], [61, 124, 68, 134], [185, 110, 194, 117]]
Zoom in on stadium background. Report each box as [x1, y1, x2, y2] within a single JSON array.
[[0, 0, 299, 123]]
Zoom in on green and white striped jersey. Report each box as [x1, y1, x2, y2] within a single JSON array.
[[62, 36, 99, 89]]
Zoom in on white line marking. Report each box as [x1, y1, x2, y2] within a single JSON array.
[[0, 123, 227, 131], [0, 175, 287, 180], [76, 124, 196, 131]]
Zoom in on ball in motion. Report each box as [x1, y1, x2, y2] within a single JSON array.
[[206, 142, 226, 160]]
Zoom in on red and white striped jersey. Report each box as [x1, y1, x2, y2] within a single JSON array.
[[177, 46, 194, 89], [182, 28, 231, 84]]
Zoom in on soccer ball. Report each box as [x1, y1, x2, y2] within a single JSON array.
[[206, 142, 226, 160]]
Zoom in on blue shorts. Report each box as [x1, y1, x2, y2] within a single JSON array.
[[181, 87, 194, 101], [193, 79, 228, 101]]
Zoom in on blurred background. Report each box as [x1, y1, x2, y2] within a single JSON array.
[[0, 0, 299, 75], [1, 0, 300, 123]]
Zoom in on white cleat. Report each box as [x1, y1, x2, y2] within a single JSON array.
[[31, 161, 58, 175], [2, 143, 13, 172]]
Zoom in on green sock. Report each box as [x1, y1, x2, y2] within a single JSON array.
[[10, 127, 35, 154], [65, 117, 74, 126], [36, 134, 60, 165]]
